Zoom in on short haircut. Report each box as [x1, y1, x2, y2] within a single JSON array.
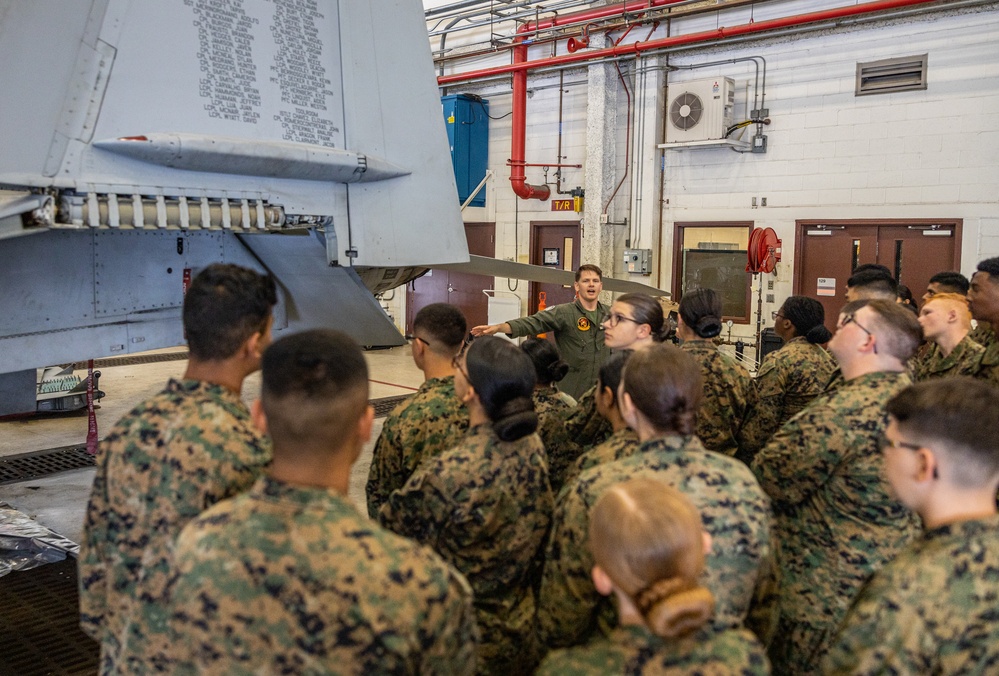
[[923, 292, 972, 330], [853, 263, 893, 278], [183, 264, 277, 361], [621, 344, 702, 434], [413, 303, 467, 353], [887, 378, 999, 488], [848, 299, 922, 361], [597, 351, 632, 404], [590, 478, 713, 639], [575, 264, 603, 282], [976, 257, 999, 278], [896, 284, 915, 305], [261, 329, 369, 450], [617, 293, 667, 341], [781, 296, 832, 344], [678, 288, 722, 339], [928, 271, 969, 295], [846, 269, 898, 299], [464, 336, 537, 441], [521, 337, 569, 385]]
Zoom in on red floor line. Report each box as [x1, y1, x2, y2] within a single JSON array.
[[369, 378, 419, 392]]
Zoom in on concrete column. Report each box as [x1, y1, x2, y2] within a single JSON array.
[[580, 34, 620, 284]]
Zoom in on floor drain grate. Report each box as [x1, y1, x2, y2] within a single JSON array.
[[0, 446, 95, 485], [372, 394, 409, 418], [0, 557, 99, 675]]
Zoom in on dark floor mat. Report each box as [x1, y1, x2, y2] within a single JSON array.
[[0, 557, 98, 675]]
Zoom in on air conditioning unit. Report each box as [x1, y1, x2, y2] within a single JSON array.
[[665, 77, 735, 144]]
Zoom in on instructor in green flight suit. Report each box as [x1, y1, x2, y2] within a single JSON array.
[[472, 264, 609, 400]]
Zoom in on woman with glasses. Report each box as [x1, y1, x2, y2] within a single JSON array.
[[738, 296, 835, 464], [378, 336, 554, 675], [565, 293, 669, 452], [538, 478, 769, 675], [676, 288, 752, 458]]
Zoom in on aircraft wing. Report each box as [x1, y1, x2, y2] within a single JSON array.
[[437, 256, 669, 296]]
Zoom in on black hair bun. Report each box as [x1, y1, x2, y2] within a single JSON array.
[[695, 316, 722, 339]]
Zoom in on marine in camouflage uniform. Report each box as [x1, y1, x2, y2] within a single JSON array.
[[968, 320, 994, 347], [365, 376, 469, 516], [533, 384, 582, 493], [973, 324, 999, 385], [563, 384, 613, 450], [169, 475, 478, 675], [537, 434, 777, 651], [823, 514, 999, 675], [506, 299, 610, 400], [561, 427, 640, 492], [680, 339, 752, 457], [738, 337, 836, 463], [750, 371, 921, 674], [378, 423, 554, 675], [536, 625, 771, 676], [79, 379, 271, 674], [912, 335, 985, 381]]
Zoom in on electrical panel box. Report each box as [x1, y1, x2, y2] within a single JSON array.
[[623, 248, 652, 275], [442, 94, 489, 207]]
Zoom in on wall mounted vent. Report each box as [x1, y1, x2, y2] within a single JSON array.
[[664, 77, 735, 143], [856, 54, 928, 96]]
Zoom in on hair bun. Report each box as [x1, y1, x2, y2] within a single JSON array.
[[805, 324, 833, 344], [493, 396, 538, 441], [694, 316, 722, 339], [547, 361, 570, 383], [637, 577, 715, 639]]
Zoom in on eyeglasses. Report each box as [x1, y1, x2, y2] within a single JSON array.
[[881, 436, 922, 452], [771, 311, 784, 321], [405, 334, 429, 347], [839, 313, 878, 354], [451, 354, 470, 382], [601, 312, 641, 328]]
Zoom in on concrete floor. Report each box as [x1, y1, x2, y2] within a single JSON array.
[[0, 345, 424, 545]]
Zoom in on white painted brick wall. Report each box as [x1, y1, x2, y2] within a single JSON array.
[[422, 2, 999, 338]]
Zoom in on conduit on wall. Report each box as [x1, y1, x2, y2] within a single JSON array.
[[438, 0, 964, 201]]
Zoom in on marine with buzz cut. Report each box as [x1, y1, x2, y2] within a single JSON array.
[[79, 263, 276, 673], [824, 377, 999, 674], [752, 299, 922, 673], [169, 329, 478, 674], [365, 302, 470, 517]]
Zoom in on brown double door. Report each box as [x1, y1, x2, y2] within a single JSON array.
[[406, 222, 495, 333], [529, 221, 581, 315], [794, 219, 962, 331]]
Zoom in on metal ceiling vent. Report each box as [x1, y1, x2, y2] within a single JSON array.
[[671, 92, 704, 130], [856, 54, 928, 96]]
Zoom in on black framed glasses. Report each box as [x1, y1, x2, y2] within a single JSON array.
[[771, 311, 784, 321], [405, 334, 429, 347], [601, 312, 641, 328], [451, 354, 470, 382], [840, 313, 878, 354]]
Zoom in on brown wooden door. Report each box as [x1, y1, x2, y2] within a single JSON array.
[[529, 221, 581, 315], [876, 225, 957, 307], [406, 222, 495, 333], [794, 219, 961, 331]]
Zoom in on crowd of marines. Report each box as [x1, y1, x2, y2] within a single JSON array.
[[78, 257, 999, 674]]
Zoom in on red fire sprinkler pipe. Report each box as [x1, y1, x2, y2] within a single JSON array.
[[443, 0, 947, 85], [507, 0, 684, 201]]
